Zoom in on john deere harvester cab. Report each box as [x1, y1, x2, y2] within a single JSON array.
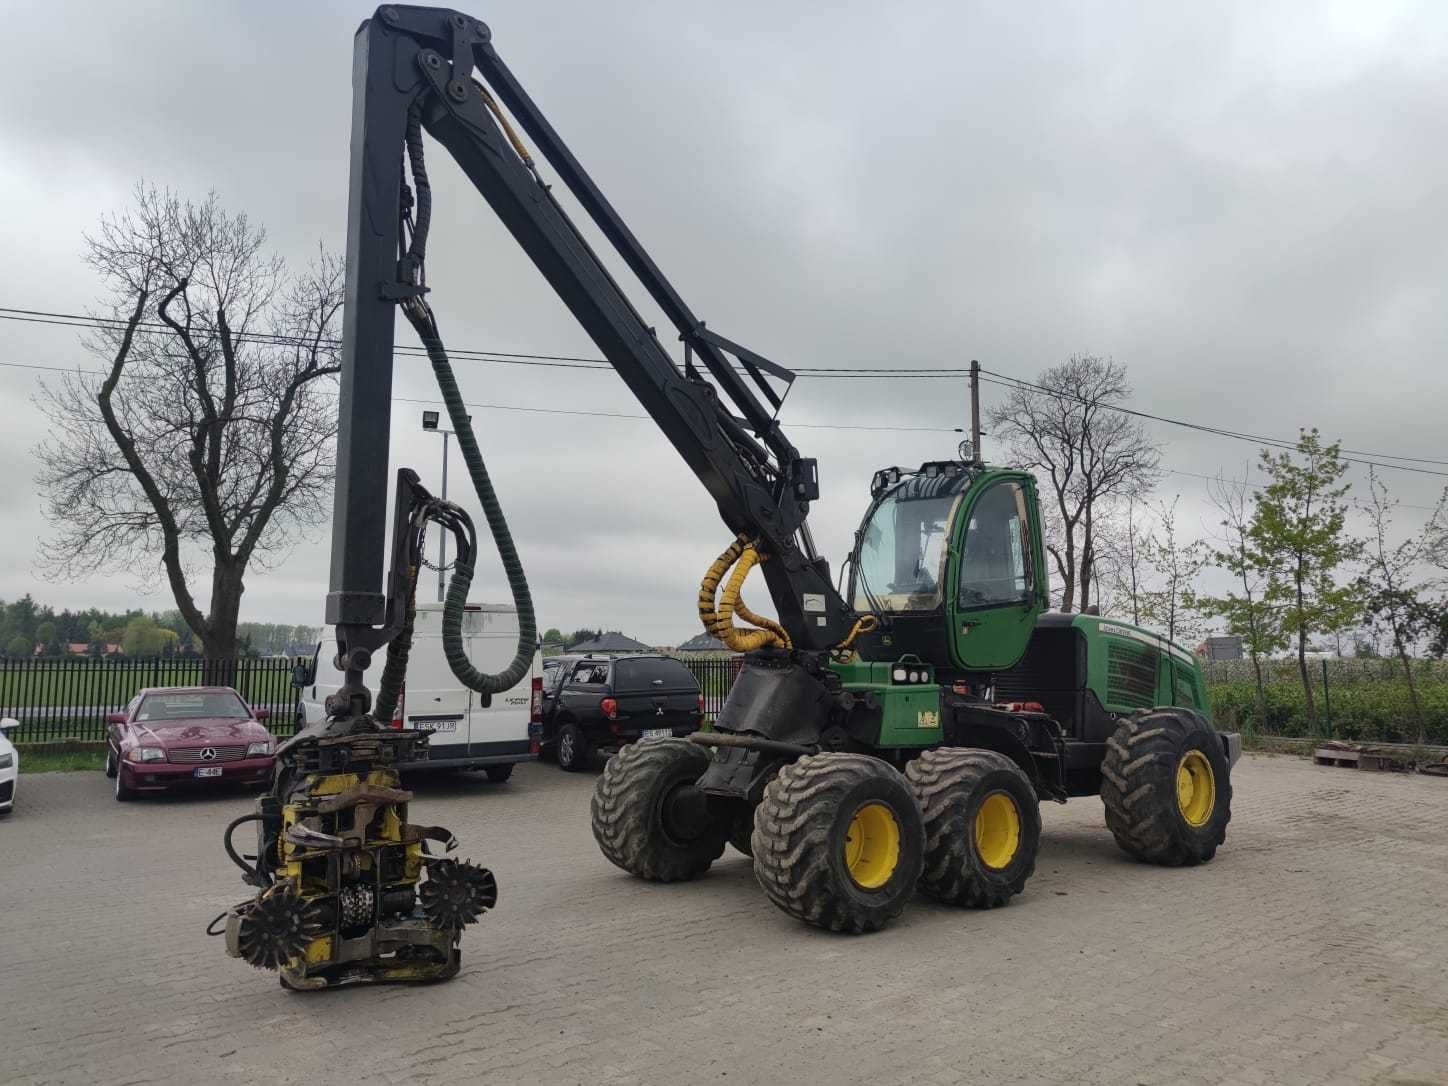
[[287, 5, 1243, 957]]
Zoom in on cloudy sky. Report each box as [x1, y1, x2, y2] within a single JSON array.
[[0, 0, 1444, 647]]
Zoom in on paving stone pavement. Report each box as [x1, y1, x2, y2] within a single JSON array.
[[1, 753, 1445, 1085]]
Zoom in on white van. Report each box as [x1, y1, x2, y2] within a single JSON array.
[[297, 602, 540, 780]]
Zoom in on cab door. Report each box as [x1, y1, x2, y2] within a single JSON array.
[[946, 473, 1047, 671]]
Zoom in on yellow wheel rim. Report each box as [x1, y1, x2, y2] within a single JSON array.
[[974, 791, 1022, 870], [1176, 750, 1216, 828], [843, 801, 901, 889]]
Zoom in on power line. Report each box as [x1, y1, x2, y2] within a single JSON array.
[[978, 369, 1448, 478]]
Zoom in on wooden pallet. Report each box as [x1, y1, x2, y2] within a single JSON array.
[[1314, 741, 1448, 775]]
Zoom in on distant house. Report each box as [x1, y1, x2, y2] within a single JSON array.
[[568, 631, 652, 654], [675, 631, 732, 653]]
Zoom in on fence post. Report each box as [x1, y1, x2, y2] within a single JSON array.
[[1321, 658, 1332, 740]]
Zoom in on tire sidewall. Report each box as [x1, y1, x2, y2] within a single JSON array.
[[821, 772, 924, 918], [558, 724, 587, 772]]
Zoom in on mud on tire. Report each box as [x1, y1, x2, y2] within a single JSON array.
[[752, 753, 924, 934], [905, 747, 1040, 908], [1100, 709, 1232, 866], [591, 738, 725, 882]]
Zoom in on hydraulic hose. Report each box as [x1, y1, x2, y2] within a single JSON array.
[[403, 301, 537, 695]]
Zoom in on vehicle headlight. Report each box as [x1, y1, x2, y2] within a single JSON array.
[[892, 667, 908, 682], [0, 753, 12, 769], [247, 741, 271, 757], [130, 746, 165, 763]]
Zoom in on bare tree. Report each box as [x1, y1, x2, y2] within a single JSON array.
[[1099, 497, 1154, 624], [1356, 468, 1446, 744], [34, 186, 343, 661], [1139, 496, 1207, 644], [988, 355, 1161, 612]]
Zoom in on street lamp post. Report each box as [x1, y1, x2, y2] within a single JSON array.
[[421, 410, 467, 602]]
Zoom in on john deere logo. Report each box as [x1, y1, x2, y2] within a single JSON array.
[[917, 711, 939, 729]]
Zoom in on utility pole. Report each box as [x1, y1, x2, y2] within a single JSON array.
[[969, 359, 983, 465]]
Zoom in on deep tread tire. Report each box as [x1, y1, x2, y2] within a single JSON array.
[[752, 753, 924, 933], [1101, 709, 1232, 866], [592, 738, 725, 882], [558, 723, 592, 773], [905, 747, 1040, 908]]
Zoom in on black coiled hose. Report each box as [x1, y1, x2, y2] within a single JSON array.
[[402, 304, 537, 696]]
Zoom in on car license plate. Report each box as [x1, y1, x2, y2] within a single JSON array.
[[642, 728, 673, 740], [193, 766, 223, 778]]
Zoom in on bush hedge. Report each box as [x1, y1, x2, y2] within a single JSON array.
[[1208, 674, 1448, 744]]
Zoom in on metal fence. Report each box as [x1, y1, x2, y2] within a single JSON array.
[[675, 653, 743, 724], [0, 656, 300, 745]]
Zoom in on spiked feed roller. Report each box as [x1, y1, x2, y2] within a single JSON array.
[[420, 859, 498, 930]]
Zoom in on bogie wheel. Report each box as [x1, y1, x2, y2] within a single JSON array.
[[592, 738, 725, 882], [1101, 709, 1232, 865], [905, 748, 1041, 908], [752, 753, 924, 933], [557, 723, 592, 773]]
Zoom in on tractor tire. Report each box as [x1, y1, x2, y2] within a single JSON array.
[[752, 753, 924, 933], [1100, 709, 1232, 866], [592, 738, 725, 882], [557, 723, 592, 773], [905, 747, 1040, 908]]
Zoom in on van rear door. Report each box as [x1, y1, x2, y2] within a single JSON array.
[[610, 657, 702, 736], [462, 606, 535, 764]]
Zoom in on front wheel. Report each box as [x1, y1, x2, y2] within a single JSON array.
[[1101, 709, 1232, 865], [752, 753, 924, 933], [592, 738, 725, 882], [905, 748, 1040, 908], [104, 745, 118, 779], [114, 761, 136, 802]]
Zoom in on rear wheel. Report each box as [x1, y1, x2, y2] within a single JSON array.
[[484, 763, 514, 783], [905, 748, 1040, 907], [592, 738, 725, 881], [752, 753, 924, 933], [1101, 709, 1231, 865], [557, 723, 592, 773]]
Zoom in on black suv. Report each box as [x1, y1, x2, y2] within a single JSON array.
[[540, 654, 704, 772]]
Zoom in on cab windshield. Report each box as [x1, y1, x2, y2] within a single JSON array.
[[852, 485, 961, 613]]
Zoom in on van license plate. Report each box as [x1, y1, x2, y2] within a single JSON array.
[[642, 728, 673, 740], [193, 766, 223, 778]]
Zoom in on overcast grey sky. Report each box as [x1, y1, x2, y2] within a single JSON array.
[[0, 0, 1444, 645]]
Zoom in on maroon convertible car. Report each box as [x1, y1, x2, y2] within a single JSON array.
[[104, 686, 275, 801]]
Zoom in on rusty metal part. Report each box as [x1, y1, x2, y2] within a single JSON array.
[[687, 730, 815, 758]]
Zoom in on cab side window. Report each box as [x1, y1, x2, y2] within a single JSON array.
[[957, 482, 1032, 609]]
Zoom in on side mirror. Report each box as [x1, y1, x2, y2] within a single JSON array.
[[0, 717, 18, 734], [253, 708, 272, 722], [106, 711, 127, 725]]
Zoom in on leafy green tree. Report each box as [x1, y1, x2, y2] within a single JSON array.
[[5, 634, 31, 658], [1356, 469, 1446, 744], [542, 627, 564, 645], [1194, 471, 1288, 730], [1249, 430, 1361, 733], [122, 616, 169, 656]]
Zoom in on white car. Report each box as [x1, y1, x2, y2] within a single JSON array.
[[0, 717, 19, 814], [297, 602, 540, 781]]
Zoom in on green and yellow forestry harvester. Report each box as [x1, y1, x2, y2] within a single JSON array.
[[219, 4, 1241, 981]]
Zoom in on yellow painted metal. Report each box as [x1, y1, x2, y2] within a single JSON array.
[[843, 801, 901, 889], [304, 936, 333, 965], [1176, 749, 1216, 827], [974, 790, 1021, 870]]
